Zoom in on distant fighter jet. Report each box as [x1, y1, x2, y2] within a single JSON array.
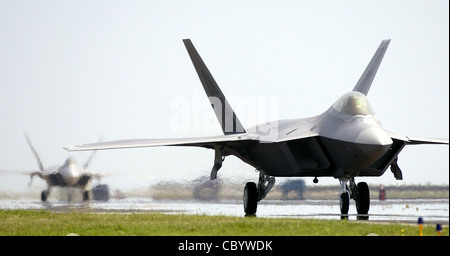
[[65, 39, 449, 216], [25, 134, 101, 202]]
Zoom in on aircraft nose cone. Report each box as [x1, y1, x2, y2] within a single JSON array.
[[356, 127, 393, 146], [355, 127, 393, 161]]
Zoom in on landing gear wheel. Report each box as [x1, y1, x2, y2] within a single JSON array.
[[340, 191, 350, 214], [41, 190, 49, 202], [243, 182, 258, 216], [82, 190, 91, 201], [356, 182, 370, 214]]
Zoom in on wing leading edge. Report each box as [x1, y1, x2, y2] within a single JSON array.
[[385, 130, 449, 145], [405, 136, 449, 145], [64, 134, 260, 152]]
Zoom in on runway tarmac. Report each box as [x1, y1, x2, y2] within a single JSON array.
[[0, 197, 448, 225]]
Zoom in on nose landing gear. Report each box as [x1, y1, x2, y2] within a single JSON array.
[[339, 178, 370, 215]]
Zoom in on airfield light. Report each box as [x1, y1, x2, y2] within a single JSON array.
[[417, 217, 424, 236], [436, 224, 442, 236]]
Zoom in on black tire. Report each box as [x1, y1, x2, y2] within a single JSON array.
[[340, 191, 350, 214], [243, 182, 258, 216], [82, 190, 91, 201], [41, 190, 48, 202], [356, 182, 370, 214]]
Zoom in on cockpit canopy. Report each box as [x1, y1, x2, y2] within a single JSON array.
[[63, 157, 76, 166], [332, 91, 375, 116]]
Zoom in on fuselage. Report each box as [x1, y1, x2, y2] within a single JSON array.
[[242, 91, 393, 179], [38, 157, 91, 188], [58, 157, 85, 186]]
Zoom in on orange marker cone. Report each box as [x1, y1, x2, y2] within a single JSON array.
[[418, 217, 424, 236], [436, 224, 442, 236]]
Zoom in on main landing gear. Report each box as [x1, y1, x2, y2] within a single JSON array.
[[41, 189, 50, 202], [243, 171, 275, 216], [40, 188, 92, 202], [339, 178, 370, 215]]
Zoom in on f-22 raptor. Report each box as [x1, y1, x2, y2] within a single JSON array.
[[24, 134, 102, 202], [65, 39, 448, 216]]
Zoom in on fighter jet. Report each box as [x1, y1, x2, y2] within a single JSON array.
[[65, 39, 449, 216], [24, 134, 101, 202]]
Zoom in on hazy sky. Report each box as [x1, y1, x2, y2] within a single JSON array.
[[1, 0, 448, 192]]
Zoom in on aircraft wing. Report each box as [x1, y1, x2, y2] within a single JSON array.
[[404, 136, 449, 145], [0, 169, 34, 175], [64, 133, 261, 152], [385, 130, 449, 145]]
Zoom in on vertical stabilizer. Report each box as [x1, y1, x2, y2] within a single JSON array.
[[352, 39, 390, 95], [183, 39, 246, 134], [24, 133, 45, 172]]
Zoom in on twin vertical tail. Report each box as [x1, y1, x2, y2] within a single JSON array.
[[184, 38, 390, 133], [82, 135, 103, 168], [24, 133, 45, 173], [24, 133, 45, 186], [183, 39, 246, 135], [352, 39, 391, 96]]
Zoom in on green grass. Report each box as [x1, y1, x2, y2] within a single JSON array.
[[0, 210, 447, 236]]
